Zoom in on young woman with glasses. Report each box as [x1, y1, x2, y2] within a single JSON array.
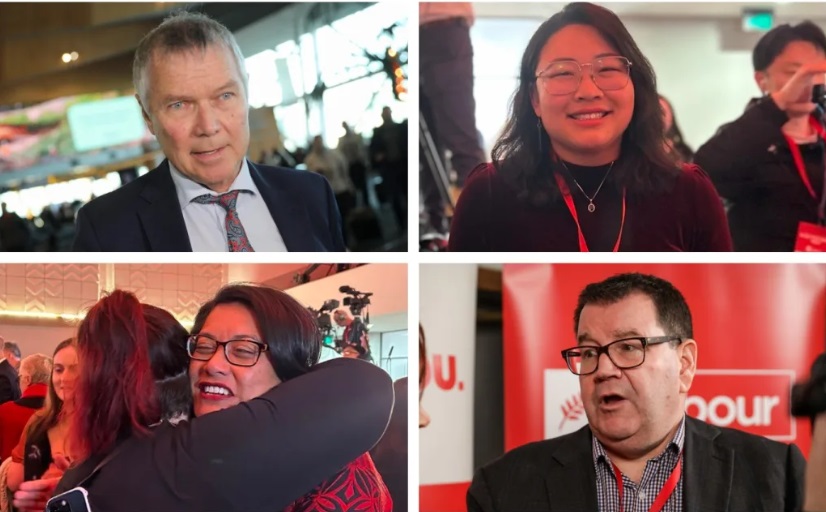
[[448, 2, 732, 252]]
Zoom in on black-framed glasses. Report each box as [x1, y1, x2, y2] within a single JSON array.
[[186, 333, 268, 367], [560, 336, 682, 376], [535, 56, 632, 96]]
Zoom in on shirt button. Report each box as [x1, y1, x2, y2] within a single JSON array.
[[638, 492, 647, 500]]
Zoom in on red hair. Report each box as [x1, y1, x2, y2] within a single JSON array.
[[71, 290, 160, 457]]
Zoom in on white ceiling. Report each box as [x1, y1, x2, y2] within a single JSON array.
[[474, 2, 826, 20]]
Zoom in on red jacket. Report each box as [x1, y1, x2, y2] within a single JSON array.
[[0, 382, 46, 460]]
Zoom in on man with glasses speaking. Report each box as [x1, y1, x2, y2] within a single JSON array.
[[467, 273, 806, 512]]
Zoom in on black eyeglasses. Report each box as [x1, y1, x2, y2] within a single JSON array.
[[187, 333, 268, 367], [560, 336, 682, 376]]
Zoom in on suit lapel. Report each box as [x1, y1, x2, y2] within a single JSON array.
[[248, 161, 310, 251], [136, 161, 192, 251], [544, 427, 599, 512], [684, 417, 733, 512]]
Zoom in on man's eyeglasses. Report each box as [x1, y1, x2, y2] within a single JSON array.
[[560, 336, 683, 376], [535, 56, 632, 96], [186, 333, 268, 367]]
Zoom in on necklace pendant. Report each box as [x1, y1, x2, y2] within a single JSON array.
[[588, 202, 596, 213]]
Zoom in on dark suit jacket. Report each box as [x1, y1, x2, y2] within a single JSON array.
[[0, 359, 20, 405], [468, 416, 806, 512], [72, 160, 345, 252]]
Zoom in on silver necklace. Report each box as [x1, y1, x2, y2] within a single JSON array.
[[560, 160, 615, 213]]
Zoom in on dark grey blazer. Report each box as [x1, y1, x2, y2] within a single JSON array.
[[468, 416, 806, 512], [72, 160, 345, 252], [0, 359, 20, 405]]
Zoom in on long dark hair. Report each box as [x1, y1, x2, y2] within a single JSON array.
[[192, 284, 321, 382], [26, 338, 75, 442], [143, 304, 191, 421], [492, 2, 678, 205]]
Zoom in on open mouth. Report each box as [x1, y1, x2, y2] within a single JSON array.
[[600, 394, 625, 405]]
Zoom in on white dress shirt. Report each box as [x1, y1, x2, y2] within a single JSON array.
[[169, 160, 288, 252]]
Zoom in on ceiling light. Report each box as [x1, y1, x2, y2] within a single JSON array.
[[61, 53, 72, 63]]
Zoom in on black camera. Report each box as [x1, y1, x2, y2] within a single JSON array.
[[814, 84, 826, 110], [308, 299, 339, 339], [791, 353, 826, 418], [339, 285, 373, 316]]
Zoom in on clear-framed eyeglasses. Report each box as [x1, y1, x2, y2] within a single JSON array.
[[535, 56, 633, 96], [186, 333, 269, 367], [560, 336, 683, 376]]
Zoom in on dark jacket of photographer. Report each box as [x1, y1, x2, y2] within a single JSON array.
[[695, 97, 826, 251], [53, 359, 393, 512]]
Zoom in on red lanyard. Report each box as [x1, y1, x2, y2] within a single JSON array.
[[612, 454, 682, 512], [783, 115, 826, 199], [554, 172, 625, 252]]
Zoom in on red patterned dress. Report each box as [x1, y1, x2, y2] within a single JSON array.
[[284, 453, 392, 512]]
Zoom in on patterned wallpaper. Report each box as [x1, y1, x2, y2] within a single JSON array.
[[0, 264, 226, 325]]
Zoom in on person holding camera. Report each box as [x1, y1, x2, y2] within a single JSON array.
[[694, 21, 826, 251]]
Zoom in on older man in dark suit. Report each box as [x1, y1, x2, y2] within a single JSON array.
[[468, 273, 805, 512], [73, 12, 345, 252], [0, 341, 21, 405]]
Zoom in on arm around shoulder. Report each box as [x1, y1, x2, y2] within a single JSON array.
[[180, 358, 393, 509]]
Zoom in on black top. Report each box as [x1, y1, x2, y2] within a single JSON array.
[[448, 161, 732, 251], [23, 426, 52, 482], [54, 359, 393, 512], [695, 97, 826, 251], [0, 359, 20, 404]]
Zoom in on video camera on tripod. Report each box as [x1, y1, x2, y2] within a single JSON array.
[[307, 299, 340, 345], [339, 285, 373, 317]]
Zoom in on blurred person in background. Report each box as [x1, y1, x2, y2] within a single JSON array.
[[305, 135, 355, 246], [370, 107, 408, 230], [659, 95, 694, 164], [0, 203, 31, 252], [72, 12, 344, 252], [0, 341, 21, 405], [449, 3, 732, 252], [419, 2, 486, 235], [419, 324, 430, 429], [338, 122, 371, 206], [695, 21, 826, 251], [0, 354, 51, 461]]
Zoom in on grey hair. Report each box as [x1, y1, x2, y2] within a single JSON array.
[[20, 354, 52, 385], [133, 10, 249, 107], [3, 341, 20, 359]]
